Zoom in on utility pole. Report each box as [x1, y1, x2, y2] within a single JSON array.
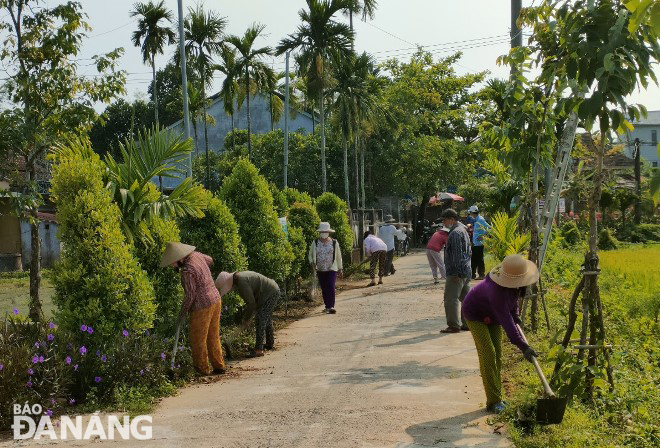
[[634, 138, 641, 225], [511, 0, 522, 48], [284, 51, 290, 189], [177, 0, 192, 178]]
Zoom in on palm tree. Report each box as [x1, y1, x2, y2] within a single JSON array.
[[216, 45, 240, 150], [184, 5, 226, 170], [344, 0, 378, 46], [277, 0, 354, 192], [130, 1, 176, 125], [226, 23, 274, 158], [187, 81, 216, 157]]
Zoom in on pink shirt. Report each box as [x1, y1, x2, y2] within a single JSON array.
[[426, 230, 448, 252], [180, 252, 220, 315]]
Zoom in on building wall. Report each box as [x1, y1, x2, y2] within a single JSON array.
[[0, 201, 22, 271], [621, 124, 660, 167], [20, 220, 61, 269]]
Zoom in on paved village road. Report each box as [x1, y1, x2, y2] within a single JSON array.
[[11, 251, 511, 448]]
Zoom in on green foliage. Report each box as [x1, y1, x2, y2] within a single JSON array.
[[286, 226, 308, 285], [178, 189, 248, 323], [284, 187, 313, 206], [315, 192, 354, 260], [597, 228, 619, 250], [483, 211, 531, 262], [288, 201, 321, 279], [220, 159, 293, 281], [269, 182, 289, 217], [49, 141, 156, 344], [134, 212, 183, 335], [560, 219, 582, 247], [617, 223, 660, 243]]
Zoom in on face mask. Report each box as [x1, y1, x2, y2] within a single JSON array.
[[319, 232, 330, 238]]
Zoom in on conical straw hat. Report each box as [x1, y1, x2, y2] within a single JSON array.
[[160, 242, 195, 268]]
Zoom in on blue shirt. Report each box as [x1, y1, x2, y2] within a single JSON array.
[[472, 215, 490, 247]]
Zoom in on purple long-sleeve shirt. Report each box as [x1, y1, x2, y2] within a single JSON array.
[[462, 275, 529, 352]]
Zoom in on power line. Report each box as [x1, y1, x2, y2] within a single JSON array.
[[88, 19, 137, 39], [363, 21, 416, 46]]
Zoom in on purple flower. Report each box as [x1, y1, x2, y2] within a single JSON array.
[[50, 399, 56, 405], [27, 368, 34, 375], [86, 327, 94, 335], [139, 369, 144, 375], [49, 322, 56, 329], [0, 364, 4, 371], [47, 334, 54, 341], [80, 325, 87, 332], [13, 308, 19, 315], [79, 346, 87, 356], [46, 409, 53, 417], [65, 356, 72, 365], [34, 342, 40, 349], [101, 355, 107, 362], [94, 376, 102, 383], [160, 352, 166, 360], [38, 356, 45, 363], [69, 398, 75, 405], [96, 350, 101, 357], [122, 329, 129, 337], [32, 356, 39, 364], [26, 381, 32, 388], [73, 364, 78, 371]]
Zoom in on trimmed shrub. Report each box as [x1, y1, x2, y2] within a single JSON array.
[[134, 215, 183, 335], [284, 187, 312, 206], [220, 159, 294, 282], [179, 189, 248, 323], [288, 202, 321, 280], [270, 182, 289, 217], [49, 142, 156, 344], [597, 228, 619, 250], [560, 219, 582, 247], [286, 226, 308, 286], [315, 192, 354, 262], [617, 223, 660, 243]]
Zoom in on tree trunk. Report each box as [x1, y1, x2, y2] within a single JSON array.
[[28, 164, 42, 322], [360, 139, 366, 208], [202, 86, 210, 188], [270, 93, 274, 131], [416, 193, 430, 245], [152, 55, 159, 125], [192, 121, 199, 157], [354, 134, 360, 209], [589, 136, 606, 254], [246, 68, 252, 159], [319, 89, 327, 192], [343, 132, 350, 209], [231, 114, 235, 151]]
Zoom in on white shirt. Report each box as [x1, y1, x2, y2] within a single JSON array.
[[378, 224, 405, 251], [364, 235, 387, 256]]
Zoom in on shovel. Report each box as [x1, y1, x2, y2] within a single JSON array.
[[170, 316, 184, 370], [516, 324, 567, 424]]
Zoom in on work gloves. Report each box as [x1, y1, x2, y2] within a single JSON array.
[[523, 347, 539, 362]]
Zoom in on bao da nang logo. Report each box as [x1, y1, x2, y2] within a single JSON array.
[[12, 403, 152, 440]]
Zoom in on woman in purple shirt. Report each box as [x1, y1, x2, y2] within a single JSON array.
[[462, 254, 539, 413]]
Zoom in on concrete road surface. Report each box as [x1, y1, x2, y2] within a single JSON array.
[[7, 252, 511, 448]]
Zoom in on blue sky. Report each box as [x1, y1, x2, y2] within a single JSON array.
[[77, 0, 660, 111]]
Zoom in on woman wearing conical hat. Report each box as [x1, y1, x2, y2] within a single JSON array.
[[161, 242, 225, 375]]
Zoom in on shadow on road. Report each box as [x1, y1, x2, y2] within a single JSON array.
[[329, 360, 477, 387], [404, 409, 504, 447]]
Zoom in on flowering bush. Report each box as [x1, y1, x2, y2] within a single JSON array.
[[0, 312, 194, 430]]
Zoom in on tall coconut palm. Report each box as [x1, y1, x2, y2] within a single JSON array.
[[216, 45, 240, 150], [184, 6, 226, 169], [277, 0, 354, 192], [226, 23, 274, 158], [130, 1, 176, 126], [187, 81, 216, 158], [344, 0, 378, 46]]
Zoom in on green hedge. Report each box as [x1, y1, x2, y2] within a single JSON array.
[[617, 223, 660, 243], [220, 158, 294, 282], [315, 192, 354, 262], [178, 189, 248, 323], [49, 142, 156, 343]]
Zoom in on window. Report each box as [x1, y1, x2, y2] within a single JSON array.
[[653, 162, 658, 168], [653, 130, 658, 145]]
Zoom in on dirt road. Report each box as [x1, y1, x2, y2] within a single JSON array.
[[14, 252, 511, 447]]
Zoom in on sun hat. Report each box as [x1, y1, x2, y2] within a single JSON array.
[[317, 222, 335, 233], [215, 271, 235, 296], [490, 254, 539, 289], [384, 214, 396, 223], [440, 208, 460, 220], [160, 242, 195, 268], [468, 205, 479, 213]]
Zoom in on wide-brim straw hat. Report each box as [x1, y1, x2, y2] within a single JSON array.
[[317, 222, 335, 233], [160, 242, 195, 268], [215, 271, 234, 297], [384, 214, 396, 223], [490, 254, 539, 289]]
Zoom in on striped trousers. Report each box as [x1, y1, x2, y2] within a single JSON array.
[[466, 320, 503, 407]]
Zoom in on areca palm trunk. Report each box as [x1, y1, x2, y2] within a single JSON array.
[[319, 89, 327, 192], [360, 136, 365, 207], [246, 67, 252, 159], [343, 132, 350, 209], [354, 134, 360, 209], [152, 54, 159, 125], [202, 85, 210, 188]]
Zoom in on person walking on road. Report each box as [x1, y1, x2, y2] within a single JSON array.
[[363, 231, 388, 287], [379, 215, 405, 276], [161, 242, 225, 375], [426, 224, 450, 284], [440, 209, 472, 334], [469, 205, 490, 279], [462, 254, 540, 413], [215, 271, 280, 358], [308, 222, 343, 314]]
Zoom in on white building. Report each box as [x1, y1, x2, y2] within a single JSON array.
[[619, 110, 660, 167]]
